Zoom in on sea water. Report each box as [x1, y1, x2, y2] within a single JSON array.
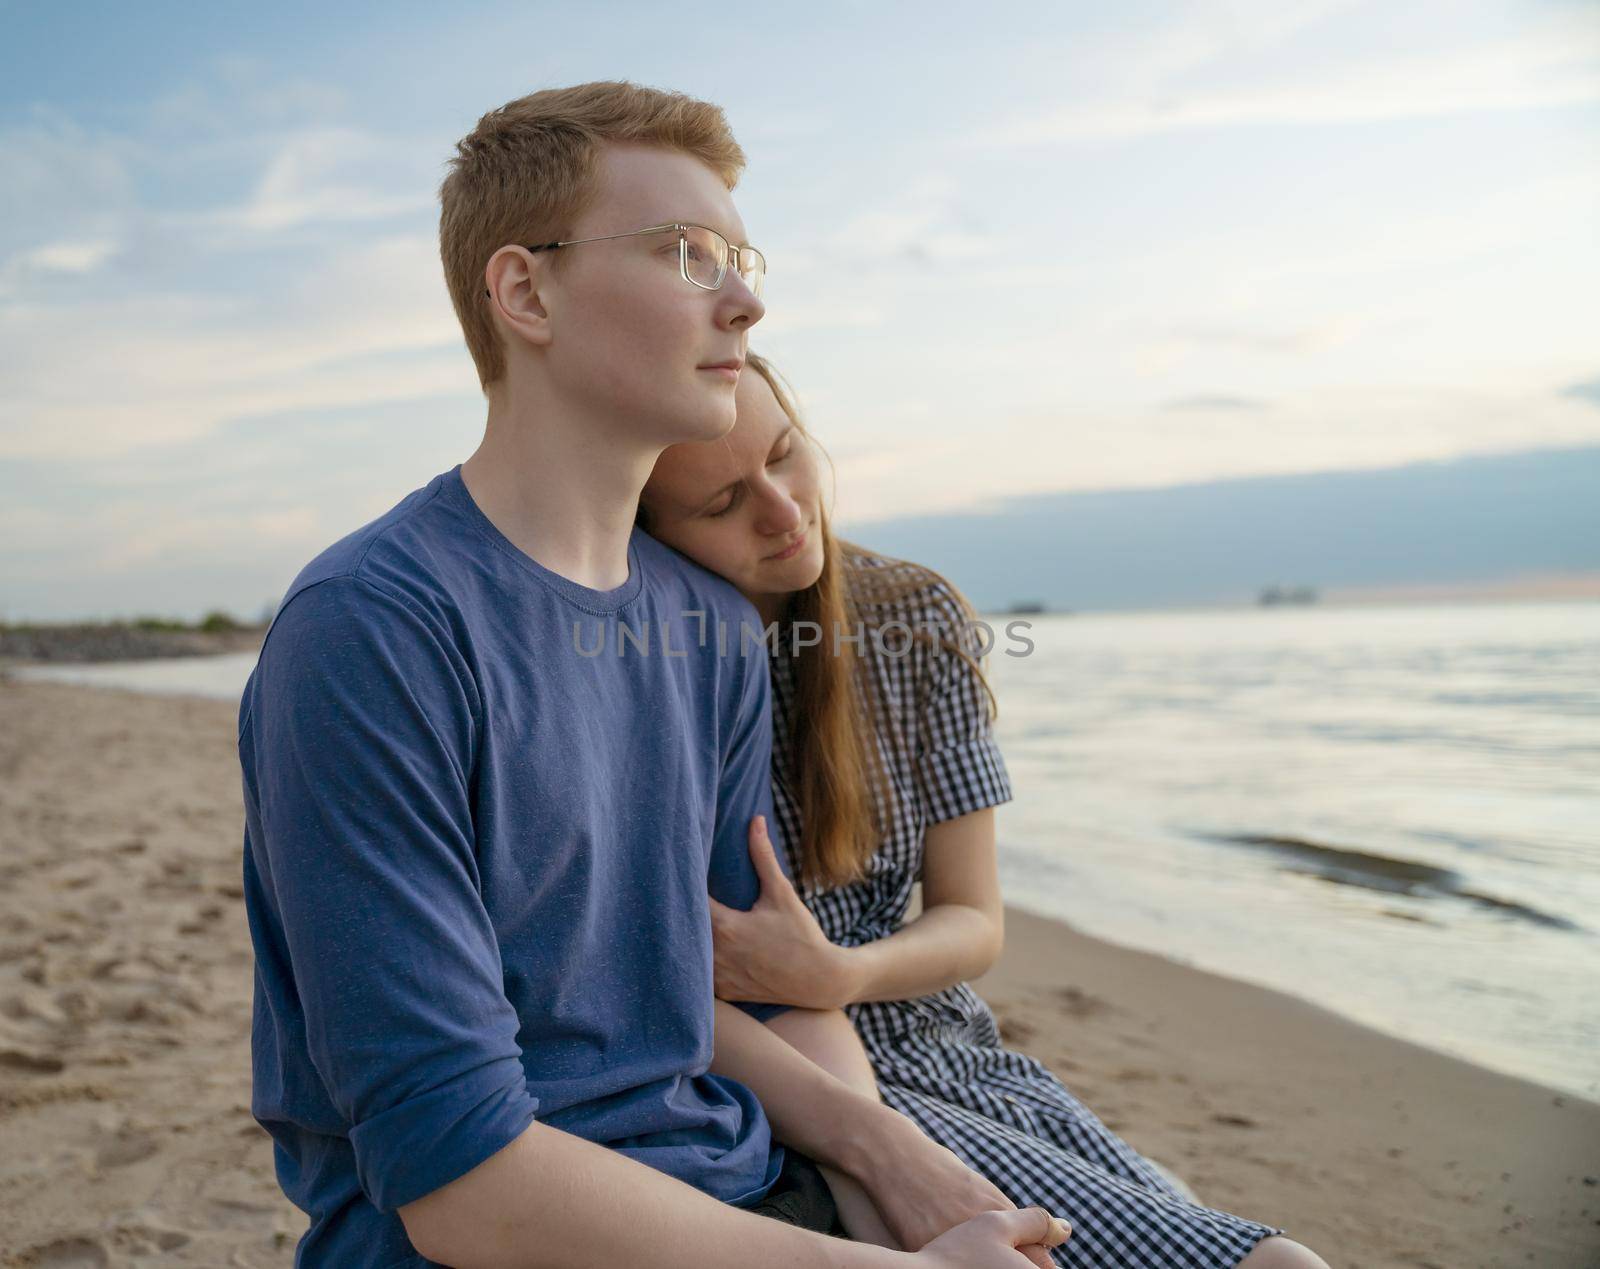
[[983, 600, 1599, 1101]]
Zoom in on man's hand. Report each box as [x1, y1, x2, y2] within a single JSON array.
[[710, 815, 858, 1010]]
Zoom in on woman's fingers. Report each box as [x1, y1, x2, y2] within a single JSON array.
[[1037, 1208, 1072, 1247], [986, 1206, 1070, 1262], [747, 814, 798, 899], [918, 1205, 1071, 1268]]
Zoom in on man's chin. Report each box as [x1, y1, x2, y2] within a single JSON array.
[[671, 400, 738, 445]]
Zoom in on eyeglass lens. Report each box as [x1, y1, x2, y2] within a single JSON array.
[[682, 225, 764, 296]]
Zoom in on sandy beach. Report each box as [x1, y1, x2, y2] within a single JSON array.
[[0, 676, 1595, 1267]]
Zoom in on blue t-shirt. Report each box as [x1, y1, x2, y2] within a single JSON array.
[[238, 465, 793, 1267]]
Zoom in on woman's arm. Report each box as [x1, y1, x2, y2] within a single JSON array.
[[708, 809, 1006, 1011], [708, 1000, 1030, 1255], [760, 1008, 901, 1248], [836, 807, 1005, 1006], [831, 577, 1014, 1008]]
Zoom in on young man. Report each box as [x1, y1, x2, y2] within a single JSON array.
[[238, 81, 1070, 1268]]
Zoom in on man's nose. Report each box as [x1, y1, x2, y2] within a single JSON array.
[[720, 273, 765, 329]]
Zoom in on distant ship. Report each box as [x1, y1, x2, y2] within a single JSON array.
[[1258, 584, 1319, 607], [1002, 600, 1050, 615]]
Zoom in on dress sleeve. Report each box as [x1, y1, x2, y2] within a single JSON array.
[[914, 583, 1015, 825], [705, 607, 795, 1023], [241, 575, 539, 1212]]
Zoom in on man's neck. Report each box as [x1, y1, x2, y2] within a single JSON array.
[[461, 391, 658, 593]]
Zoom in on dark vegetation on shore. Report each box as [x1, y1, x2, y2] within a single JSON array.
[[0, 612, 268, 663]]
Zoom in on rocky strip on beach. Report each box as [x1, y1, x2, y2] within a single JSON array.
[[0, 618, 267, 666]]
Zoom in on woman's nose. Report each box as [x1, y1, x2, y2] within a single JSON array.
[[753, 482, 803, 535]]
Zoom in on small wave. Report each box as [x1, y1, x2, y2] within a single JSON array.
[[1197, 832, 1585, 932]]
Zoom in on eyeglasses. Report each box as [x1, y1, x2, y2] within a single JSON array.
[[490, 222, 766, 299]]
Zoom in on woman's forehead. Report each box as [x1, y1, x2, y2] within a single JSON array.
[[734, 369, 790, 438], [653, 376, 790, 502]]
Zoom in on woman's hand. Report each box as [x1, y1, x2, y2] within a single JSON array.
[[915, 1207, 1071, 1269], [852, 1104, 1067, 1266], [710, 815, 859, 1011]]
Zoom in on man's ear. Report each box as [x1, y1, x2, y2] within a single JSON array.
[[484, 245, 553, 350]]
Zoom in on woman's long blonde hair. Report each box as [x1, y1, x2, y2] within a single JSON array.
[[743, 353, 999, 894]]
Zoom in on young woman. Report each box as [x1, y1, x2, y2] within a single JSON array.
[[637, 353, 1331, 1269]]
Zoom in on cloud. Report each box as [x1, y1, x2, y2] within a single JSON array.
[[13, 239, 118, 274], [144, 57, 350, 135], [0, 238, 120, 295], [966, 9, 1600, 146], [0, 76, 458, 454], [222, 126, 438, 234], [807, 172, 1001, 270], [1163, 394, 1269, 411], [0, 233, 469, 461], [1561, 377, 1600, 408], [828, 381, 1600, 527], [1154, 320, 1359, 357], [1, 78, 442, 295], [0, 109, 140, 271]]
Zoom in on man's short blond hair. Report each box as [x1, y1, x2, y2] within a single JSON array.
[[439, 80, 747, 391]]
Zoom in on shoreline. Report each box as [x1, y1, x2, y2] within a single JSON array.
[[0, 623, 266, 667], [975, 907, 1600, 1265], [0, 679, 1596, 1266]]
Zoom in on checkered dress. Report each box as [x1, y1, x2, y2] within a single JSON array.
[[765, 550, 1287, 1267]]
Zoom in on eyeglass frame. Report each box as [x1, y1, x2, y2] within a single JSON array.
[[481, 222, 766, 299]]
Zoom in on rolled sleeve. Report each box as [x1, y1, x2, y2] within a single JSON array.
[[349, 1061, 536, 1212], [246, 575, 539, 1212]]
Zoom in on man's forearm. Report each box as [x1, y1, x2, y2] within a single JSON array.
[[710, 999, 910, 1181], [399, 1114, 909, 1269]]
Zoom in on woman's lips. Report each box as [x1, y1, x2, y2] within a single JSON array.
[[699, 365, 739, 381], [768, 530, 807, 561]]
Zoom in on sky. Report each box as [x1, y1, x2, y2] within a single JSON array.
[[1, 0, 1597, 621]]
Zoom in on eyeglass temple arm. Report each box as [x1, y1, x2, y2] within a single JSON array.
[[483, 239, 568, 296], [484, 226, 755, 297]]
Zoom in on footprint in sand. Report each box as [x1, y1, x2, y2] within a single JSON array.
[[205, 1197, 282, 1230], [95, 1128, 159, 1169], [0, 1046, 65, 1074], [15, 1236, 109, 1267], [112, 1224, 191, 1254], [995, 1013, 1038, 1046], [1049, 985, 1113, 1018], [113, 997, 181, 1027], [2, 987, 72, 1025]]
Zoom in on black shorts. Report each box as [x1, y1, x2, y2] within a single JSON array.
[[743, 1146, 852, 1238]]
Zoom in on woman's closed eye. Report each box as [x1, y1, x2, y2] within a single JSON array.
[[704, 438, 794, 518]]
